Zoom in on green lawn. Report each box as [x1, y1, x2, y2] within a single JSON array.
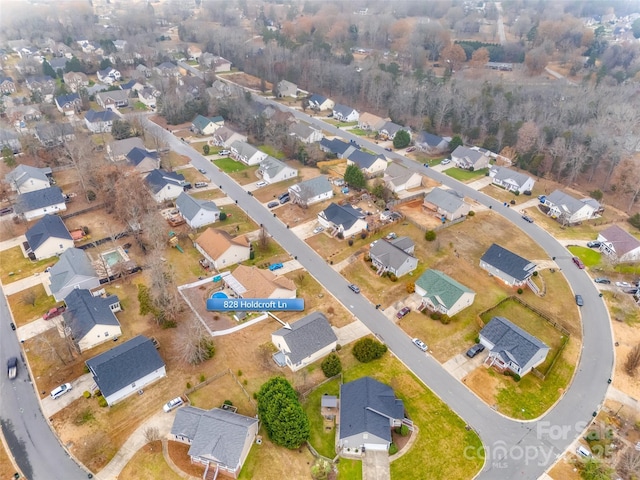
[[568, 246, 601, 266], [133, 101, 147, 111], [445, 167, 489, 182], [258, 145, 286, 159], [7, 284, 58, 326], [303, 378, 340, 457], [213, 157, 248, 173], [348, 128, 375, 137], [336, 458, 363, 480], [0, 246, 56, 284], [615, 263, 640, 275]]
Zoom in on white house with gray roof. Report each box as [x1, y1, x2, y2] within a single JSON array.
[[489, 166, 534, 194], [230, 140, 268, 166], [126, 147, 159, 174], [479, 244, 536, 287], [332, 104, 359, 122], [15, 186, 67, 221], [423, 187, 470, 221], [317, 203, 368, 238], [276, 79, 297, 98], [175, 192, 220, 229], [47, 248, 100, 301], [415, 269, 475, 316], [383, 162, 422, 193], [86, 335, 166, 406], [289, 121, 322, 144], [451, 146, 489, 170], [211, 127, 247, 148], [542, 189, 601, 224], [271, 312, 337, 372], [379, 121, 410, 141], [145, 169, 187, 203], [170, 407, 259, 478], [107, 137, 145, 162], [63, 289, 121, 352], [338, 377, 405, 452], [369, 237, 418, 278], [288, 175, 333, 207], [6, 164, 52, 194], [258, 156, 298, 184], [0, 128, 22, 153], [480, 317, 549, 377], [307, 94, 334, 111], [96, 89, 129, 109], [347, 150, 388, 176], [24, 214, 73, 260], [597, 225, 640, 263]]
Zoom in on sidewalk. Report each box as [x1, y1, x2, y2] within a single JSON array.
[[3, 272, 49, 295], [0, 234, 26, 252]]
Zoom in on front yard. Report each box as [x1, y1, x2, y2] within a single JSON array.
[[7, 284, 57, 326], [445, 167, 489, 182], [0, 246, 54, 284], [213, 157, 249, 173]]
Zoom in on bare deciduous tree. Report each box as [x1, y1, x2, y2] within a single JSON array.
[[143, 426, 160, 443], [147, 254, 182, 324], [616, 447, 640, 479], [172, 317, 215, 365], [258, 226, 271, 251], [33, 330, 73, 366], [22, 289, 37, 306], [624, 344, 640, 376]]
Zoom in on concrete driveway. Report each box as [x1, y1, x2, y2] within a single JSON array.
[[291, 219, 322, 240], [443, 352, 487, 381], [333, 319, 370, 346], [41, 373, 96, 418], [3, 272, 49, 295], [16, 316, 59, 342], [362, 450, 390, 480]]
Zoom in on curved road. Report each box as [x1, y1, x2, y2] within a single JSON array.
[[142, 107, 614, 479]]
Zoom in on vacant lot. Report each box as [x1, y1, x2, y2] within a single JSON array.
[[186, 371, 256, 414], [396, 199, 449, 230]]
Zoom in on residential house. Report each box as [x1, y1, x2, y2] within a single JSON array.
[[206, 80, 233, 100], [96, 90, 129, 109], [271, 312, 337, 371], [175, 192, 220, 229], [120, 79, 144, 93], [338, 377, 405, 452], [451, 146, 489, 170], [199, 54, 232, 72], [34, 123, 75, 147], [47, 248, 100, 301], [258, 156, 298, 184], [48, 57, 68, 73], [319, 138, 360, 159], [113, 40, 127, 52], [480, 317, 550, 377], [358, 112, 386, 132], [145, 169, 187, 202], [383, 162, 422, 193], [541, 190, 601, 224], [15, 187, 66, 221], [276, 79, 297, 98], [288, 175, 333, 207], [479, 243, 537, 287], [62, 71, 89, 93], [489, 166, 535, 194], [62, 289, 121, 352], [226, 265, 296, 299], [414, 131, 449, 153], [187, 45, 202, 60], [415, 269, 476, 317], [25, 75, 56, 94], [317, 203, 368, 238], [24, 214, 73, 260], [332, 104, 359, 122], [0, 76, 16, 94], [137, 87, 158, 109], [230, 140, 268, 166], [423, 187, 470, 221], [191, 115, 224, 135], [195, 228, 250, 269], [83, 109, 115, 133], [86, 335, 166, 406], [369, 237, 418, 278], [597, 225, 640, 263], [289, 121, 322, 144], [7, 104, 42, 127], [379, 121, 410, 141], [346, 150, 388, 176], [126, 147, 160, 174], [97, 67, 121, 85], [154, 62, 180, 77], [107, 137, 145, 162], [135, 64, 152, 79], [0, 129, 22, 154], [6, 164, 52, 194], [170, 407, 258, 479], [307, 94, 334, 111], [211, 127, 247, 148]]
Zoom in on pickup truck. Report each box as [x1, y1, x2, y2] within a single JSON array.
[[7, 357, 17, 380], [43, 306, 66, 320]]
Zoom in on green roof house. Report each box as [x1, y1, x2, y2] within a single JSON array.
[[415, 269, 475, 317]]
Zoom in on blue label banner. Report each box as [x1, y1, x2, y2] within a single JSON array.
[[206, 298, 305, 311]]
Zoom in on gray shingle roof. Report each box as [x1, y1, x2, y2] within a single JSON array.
[[230, 140, 262, 160], [273, 312, 337, 365], [319, 138, 358, 157], [599, 225, 640, 256], [86, 335, 165, 398], [384, 162, 416, 187], [55, 92, 80, 107], [424, 187, 466, 214], [480, 317, 549, 370], [415, 269, 474, 311], [333, 103, 356, 118], [370, 237, 416, 271], [49, 248, 97, 296], [25, 214, 72, 250], [16, 186, 65, 213], [85, 109, 117, 123], [289, 175, 332, 200], [545, 189, 598, 215], [6, 164, 51, 189], [320, 203, 364, 230], [480, 244, 536, 282], [490, 166, 532, 189], [109, 137, 145, 158], [63, 289, 120, 341], [452, 146, 484, 163], [348, 149, 383, 169], [339, 377, 404, 442], [308, 94, 328, 105], [175, 192, 219, 221], [171, 407, 258, 469], [126, 147, 158, 166], [145, 169, 186, 194], [259, 156, 288, 178], [415, 131, 447, 148]]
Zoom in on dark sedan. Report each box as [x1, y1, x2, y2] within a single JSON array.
[[466, 344, 485, 358]]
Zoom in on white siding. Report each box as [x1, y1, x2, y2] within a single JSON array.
[[23, 202, 67, 221], [78, 324, 122, 352], [53, 275, 100, 302], [34, 237, 74, 260], [105, 366, 167, 406]]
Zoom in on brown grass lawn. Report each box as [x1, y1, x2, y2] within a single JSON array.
[[190, 188, 227, 201], [547, 456, 582, 480], [7, 284, 57, 326], [0, 216, 27, 242], [119, 441, 184, 480], [65, 211, 129, 245], [227, 166, 259, 185], [175, 167, 209, 184], [253, 178, 299, 202], [186, 371, 256, 415], [0, 246, 54, 284], [164, 151, 191, 169], [0, 440, 18, 479], [275, 200, 331, 226]]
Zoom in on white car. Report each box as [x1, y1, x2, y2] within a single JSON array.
[[412, 338, 428, 352], [313, 226, 324, 234], [163, 396, 184, 412], [256, 181, 267, 188], [616, 281, 632, 288], [218, 150, 230, 156], [50, 383, 73, 399], [441, 158, 451, 165]]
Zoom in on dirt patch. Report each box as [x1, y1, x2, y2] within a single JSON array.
[[275, 200, 330, 226], [167, 441, 207, 478], [222, 72, 273, 92], [609, 314, 640, 401], [396, 199, 443, 230], [463, 366, 501, 408], [149, 115, 192, 132]]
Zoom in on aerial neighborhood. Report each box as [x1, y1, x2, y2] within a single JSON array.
[[0, 2, 639, 480]]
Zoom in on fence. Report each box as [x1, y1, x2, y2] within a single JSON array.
[[60, 203, 105, 220], [385, 191, 425, 208]]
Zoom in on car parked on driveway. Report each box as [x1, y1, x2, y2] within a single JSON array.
[[256, 181, 267, 188], [267, 201, 279, 208], [594, 278, 611, 284], [412, 338, 428, 352], [406, 146, 416, 153], [50, 383, 72, 399], [396, 307, 410, 319], [43, 306, 66, 320], [313, 226, 324, 234], [268, 263, 283, 271], [218, 150, 230, 156], [441, 158, 451, 165], [586, 241, 601, 248], [466, 344, 485, 358], [348, 284, 360, 293], [163, 396, 184, 412], [616, 281, 632, 288], [575, 294, 584, 307], [572, 257, 585, 269]]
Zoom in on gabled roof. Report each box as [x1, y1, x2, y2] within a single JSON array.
[[308, 93, 328, 105], [415, 131, 447, 147], [175, 192, 219, 221], [370, 237, 417, 270], [119, 79, 138, 90], [451, 146, 484, 163], [171, 407, 258, 468], [85, 109, 117, 123], [213, 126, 240, 142], [63, 289, 120, 341], [96, 90, 129, 103], [273, 312, 337, 364], [545, 190, 598, 215], [231, 265, 296, 298], [25, 214, 72, 250], [348, 149, 384, 169], [196, 228, 249, 260], [230, 140, 262, 160], [490, 166, 532, 189], [49, 248, 97, 296], [6, 164, 51, 188], [156, 61, 178, 70], [358, 112, 386, 130], [321, 202, 364, 230], [384, 162, 417, 186], [35, 123, 75, 140], [290, 175, 333, 200], [108, 137, 145, 158], [86, 335, 164, 398], [126, 147, 158, 167], [339, 377, 404, 442], [480, 317, 549, 369], [145, 169, 185, 194], [380, 121, 405, 136], [415, 269, 474, 311], [15, 186, 65, 213], [55, 92, 80, 106], [259, 156, 290, 178], [480, 244, 536, 282], [192, 114, 217, 131], [599, 225, 640, 256], [333, 103, 357, 117], [0, 76, 14, 84], [424, 188, 466, 214], [289, 121, 318, 139], [319, 138, 359, 157]]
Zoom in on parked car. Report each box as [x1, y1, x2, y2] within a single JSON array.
[[313, 226, 324, 234], [348, 284, 360, 293], [7, 357, 17, 380], [616, 281, 632, 288], [572, 257, 585, 269], [50, 383, 72, 399], [423, 163, 429, 168], [396, 307, 411, 319], [521, 215, 534, 223], [384, 147, 393, 152], [523, 190, 532, 196], [267, 201, 279, 208], [268, 263, 283, 271], [218, 150, 230, 156], [163, 396, 184, 412], [194, 182, 208, 188], [278, 193, 290, 204], [466, 344, 485, 358], [586, 241, 601, 248], [0, 207, 13, 216], [256, 181, 267, 188], [406, 146, 416, 153], [43, 306, 66, 320], [594, 278, 611, 284], [575, 294, 584, 306], [576, 446, 592, 458], [197, 168, 207, 174], [441, 158, 451, 165], [386, 232, 397, 240], [412, 338, 428, 352]]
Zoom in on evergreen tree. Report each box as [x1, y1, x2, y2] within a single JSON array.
[[344, 163, 366, 189]]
